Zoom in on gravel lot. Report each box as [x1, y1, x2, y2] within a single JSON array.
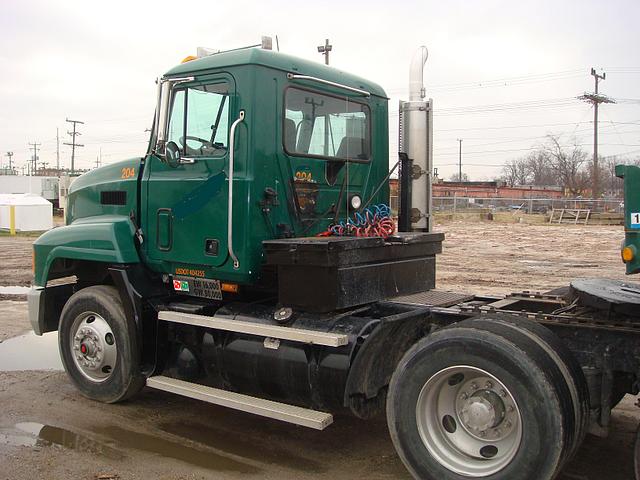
[[0, 221, 637, 480]]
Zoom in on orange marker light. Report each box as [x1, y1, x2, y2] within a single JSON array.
[[181, 55, 197, 63], [221, 283, 239, 293], [622, 246, 635, 263]]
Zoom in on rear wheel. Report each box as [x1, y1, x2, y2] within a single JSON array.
[[462, 314, 589, 462], [387, 322, 569, 480], [59, 285, 144, 403]]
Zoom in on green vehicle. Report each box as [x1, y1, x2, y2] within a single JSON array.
[[617, 164, 640, 274], [28, 40, 640, 480]]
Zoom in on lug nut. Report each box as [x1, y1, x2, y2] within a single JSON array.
[[470, 382, 478, 390], [507, 405, 515, 412], [500, 390, 507, 397], [460, 393, 468, 400], [505, 421, 512, 428], [485, 381, 493, 389], [480, 431, 486, 437]]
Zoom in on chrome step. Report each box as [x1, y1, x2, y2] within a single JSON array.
[[158, 310, 348, 348], [146, 375, 333, 430]]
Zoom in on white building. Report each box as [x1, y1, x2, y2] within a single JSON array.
[[0, 194, 53, 232]]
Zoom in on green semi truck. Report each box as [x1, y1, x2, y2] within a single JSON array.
[[28, 40, 640, 480]]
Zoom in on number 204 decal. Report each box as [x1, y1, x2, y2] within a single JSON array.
[[631, 212, 640, 228], [121, 167, 136, 179]]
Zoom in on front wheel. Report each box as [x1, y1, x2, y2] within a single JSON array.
[[387, 323, 569, 480], [59, 285, 144, 403]]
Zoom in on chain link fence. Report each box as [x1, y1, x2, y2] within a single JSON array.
[[431, 197, 623, 214]]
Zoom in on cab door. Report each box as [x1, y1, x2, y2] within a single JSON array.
[[143, 75, 234, 271]]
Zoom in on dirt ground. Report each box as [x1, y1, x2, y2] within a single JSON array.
[[0, 221, 637, 480]]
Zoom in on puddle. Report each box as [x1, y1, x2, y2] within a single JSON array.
[[0, 286, 30, 295], [160, 421, 325, 473], [2, 422, 261, 474], [0, 422, 123, 460], [0, 332, 63, 371], [93, 425, 260, 474]]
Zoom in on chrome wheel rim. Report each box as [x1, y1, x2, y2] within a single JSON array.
[[70, 312, 117, 383], [416, 365, 523, 477]]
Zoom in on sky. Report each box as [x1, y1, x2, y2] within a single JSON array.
[[1, 0, 639, 180]]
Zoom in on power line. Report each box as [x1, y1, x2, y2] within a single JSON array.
[[63, 118, 85, 174], [56, 127, 60, 170], [578, 68, 615, 197], [434, 142, 640, 158], [317, 39, 332, 65], [28, 142, 41, 175], [5, 151, 13, 172], [457, 139, 463, 181]]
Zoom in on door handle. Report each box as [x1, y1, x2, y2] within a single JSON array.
[[227, 110, 245, 270]]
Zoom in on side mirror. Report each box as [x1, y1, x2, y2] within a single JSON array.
[[154, 75, 194, 159], [165, 141, 181, 168]]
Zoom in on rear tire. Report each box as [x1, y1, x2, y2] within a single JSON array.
[[59, 285, 144, 403], [387, 323, 568, 480], [462, 314, 589, 462]]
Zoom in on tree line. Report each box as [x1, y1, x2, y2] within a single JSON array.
[[500, 135, 639, 197]]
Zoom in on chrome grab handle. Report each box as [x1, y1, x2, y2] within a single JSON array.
[[227, 110, 245, 269]]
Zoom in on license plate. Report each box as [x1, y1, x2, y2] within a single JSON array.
[[173, 276, 222, 300]]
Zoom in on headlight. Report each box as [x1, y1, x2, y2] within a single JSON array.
[[349, 194, 362, 211]]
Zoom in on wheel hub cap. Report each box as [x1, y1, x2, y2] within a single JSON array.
[[460, 390, 504, 433], [416, 366, 523, 477], [70, 313, 117, 383]]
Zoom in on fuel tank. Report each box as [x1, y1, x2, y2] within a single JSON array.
[[163, 302, 379, 411]]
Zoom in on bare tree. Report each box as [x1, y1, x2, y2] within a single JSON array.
[[526, 151, 556, 186], [502, 158, 530, 186], [543, 135, 589, 196], [448, 172, 470, 182]]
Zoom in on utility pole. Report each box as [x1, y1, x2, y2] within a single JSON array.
[[579, 69, 614, 198], [317, 39, 332, 65], [64, 118, 85, 174], [28, 142, 41, 175], [95, 147, 102, 169], [56, 127, 60, 170], [457, 139, 463, 182], [5, 152, 13, 173]]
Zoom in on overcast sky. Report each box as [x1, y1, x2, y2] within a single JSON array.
[[1, 0, 639, 180]]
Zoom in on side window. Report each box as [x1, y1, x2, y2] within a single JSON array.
[[284, 88, 370, 162], [166, 82, 229, 157]]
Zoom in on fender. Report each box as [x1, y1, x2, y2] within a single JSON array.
[[344, 305, 432, 418], [33, 215, 140, 287]]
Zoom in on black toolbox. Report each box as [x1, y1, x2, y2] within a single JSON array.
[[263, 232, 444, 312]]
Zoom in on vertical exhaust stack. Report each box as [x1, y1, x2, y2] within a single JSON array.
[[399, 46, 433, 232]]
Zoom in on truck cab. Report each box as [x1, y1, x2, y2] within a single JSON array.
[[34, 48, 390, 295]]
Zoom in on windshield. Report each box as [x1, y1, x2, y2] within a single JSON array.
[[284, 87, 370, 162]]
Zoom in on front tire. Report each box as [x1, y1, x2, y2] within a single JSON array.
[[59, 285, 144, 403], [387, 323, 568, 480]]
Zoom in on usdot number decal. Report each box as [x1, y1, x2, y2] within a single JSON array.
[[121, 167, 136, 179], [631, 212, 640, 228]]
